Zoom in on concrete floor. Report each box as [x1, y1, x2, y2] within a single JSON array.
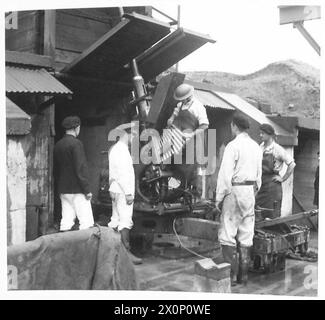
[[134, 231, 318, 297]]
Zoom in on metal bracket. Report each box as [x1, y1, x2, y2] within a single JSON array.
[[151, 6, 178, 25], [293, 21, 320, 55]]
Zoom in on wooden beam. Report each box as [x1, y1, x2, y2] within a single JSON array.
[[255, 210, 318, 229], [55, 72, 133, 88], [43, 10, 57, 229], [5, 50, 52, 68], [44, 10, 56, 64], [37, 96, 56, 113]]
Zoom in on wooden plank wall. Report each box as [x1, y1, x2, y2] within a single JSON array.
[[293, 130, 319, 211], [7, 94, 52, 241], [7, 136, 28, 245], [5, 10, 43, 54], [54, 7, 149, 70], [5, 7, 149, 57]]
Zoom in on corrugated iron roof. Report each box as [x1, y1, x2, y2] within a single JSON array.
[[6, 66, 72, 94], [6, 98, 31, 135], [194, 89, 235, 110], [6, 97, 30, 119]]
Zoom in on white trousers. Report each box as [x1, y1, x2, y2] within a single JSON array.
[[108, 192, 134, 231], [218, 186, 255, 247], [60, 194, 94, 231]]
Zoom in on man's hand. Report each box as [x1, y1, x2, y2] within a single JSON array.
[[183, 131, 194, 141], [125, 194, 134, 205], [110, 191, 116, 201], [272, 175, 283, 183], [214, 200, 223, 211], [167, 118, 174, 128], [85, 193, 92, 201]]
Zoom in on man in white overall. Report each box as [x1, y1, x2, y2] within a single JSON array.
[[108, 122, 142, 265], [215, 113, 262, 286]]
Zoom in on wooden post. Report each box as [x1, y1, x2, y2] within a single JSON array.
[[44, 10, 56, 64], [43, 10, 56, 229], [175, 5, 181, 73]]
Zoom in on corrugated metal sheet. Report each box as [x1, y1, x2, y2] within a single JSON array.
[[6, 97, 30, 119], [194, 90, 235, 110], [214, 91, 292, 137], [6, 98, 31, 135], [6, 66, 72, 94]]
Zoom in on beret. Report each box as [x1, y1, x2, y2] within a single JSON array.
[[62, 116, 81, 129], [260, 123, 275, 136]]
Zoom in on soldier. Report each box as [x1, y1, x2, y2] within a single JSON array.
[[215, 113, 262, 286], [167, 84, 209, 198], [167, 83, 209, 134]]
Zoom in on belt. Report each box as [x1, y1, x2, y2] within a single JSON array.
[[232, 181, 255, 186]]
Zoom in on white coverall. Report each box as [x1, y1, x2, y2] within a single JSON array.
[[108, 141, 135, 231], [216, 132, 262, 247], [60, 194, 94, 230]]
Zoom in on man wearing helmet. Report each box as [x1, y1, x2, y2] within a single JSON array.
[[167, 83, 209, 134], [167, 84, 209, 197]]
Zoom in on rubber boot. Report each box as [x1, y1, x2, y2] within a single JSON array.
[[120, 228, 143, 265], [237, 246, 251, 286], [221, 245, 238, 286]]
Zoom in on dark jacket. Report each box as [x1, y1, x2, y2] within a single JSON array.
[[314, 165, 319, 206], [54, 134, 90, 195]]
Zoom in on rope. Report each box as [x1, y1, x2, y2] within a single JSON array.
[[172, 218, 209, 260]]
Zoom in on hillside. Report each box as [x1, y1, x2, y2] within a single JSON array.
[[184, 60, 320, 118]]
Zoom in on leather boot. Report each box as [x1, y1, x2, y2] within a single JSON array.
[[237, 246, 251, 286], [221, 245, 238, 286], [120, 228, 143, 265]]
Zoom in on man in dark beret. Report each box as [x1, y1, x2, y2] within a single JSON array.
[[256, 123, 296, 218], [215, 112, 262, 286], [54, 116, 94, 231]]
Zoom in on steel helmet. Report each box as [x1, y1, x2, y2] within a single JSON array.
[[173, 84, 194, 101]]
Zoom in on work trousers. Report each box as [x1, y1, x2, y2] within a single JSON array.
[[60, 193, 94, 231], [108, 192, 134, 231], [218, 185, 255, 247]]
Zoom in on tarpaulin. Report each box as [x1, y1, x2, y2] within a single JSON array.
[[7, 226, 138, 290]]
